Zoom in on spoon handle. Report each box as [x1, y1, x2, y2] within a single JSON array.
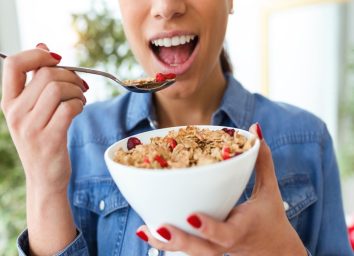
[[0, 52, 123, 85], [57, 65, 123, 84]]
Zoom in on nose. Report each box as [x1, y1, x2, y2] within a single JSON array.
[[151, 0, 186, 20]]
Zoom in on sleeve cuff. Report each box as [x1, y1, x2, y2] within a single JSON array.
[[17, 228, 89, 256]]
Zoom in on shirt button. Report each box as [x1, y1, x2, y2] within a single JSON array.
[[149, 119, 159, 129], [148, 247, 159, 256], [99, 200, 105, 211], [283, 201, 290, 211]]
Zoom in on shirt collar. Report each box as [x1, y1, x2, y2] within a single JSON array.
[[212, 74, 255, 130], [125, 74, 255, 131], [126, 92, 154, 131]]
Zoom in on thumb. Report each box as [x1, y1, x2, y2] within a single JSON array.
[[249, 123, 278, 197], [36, 42, 50, 51]]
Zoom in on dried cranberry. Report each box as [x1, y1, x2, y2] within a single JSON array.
[[127, 137, 142, 150], [167, 138, 177, 152], [222, 128, 235, 137], [164, 73, 176, 79], [143, 156, 150, 164], [222, 147, 232, 160], [155, 73, 166, 83], [154, 155, 168, 168]]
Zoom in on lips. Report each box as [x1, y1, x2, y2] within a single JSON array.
[[149, 33, 199, 75]]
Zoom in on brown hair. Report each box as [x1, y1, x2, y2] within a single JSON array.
[[220, 47, 233, 74]]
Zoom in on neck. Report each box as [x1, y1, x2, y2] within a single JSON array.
[[155, 70, 227, 128]]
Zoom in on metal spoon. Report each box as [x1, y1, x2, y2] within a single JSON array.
[[0, 52, 175, 93]]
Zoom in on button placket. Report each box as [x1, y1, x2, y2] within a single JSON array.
[[99, 200, 105, 211], [283, 201, 290, 211], [148, 247, 159, 256]]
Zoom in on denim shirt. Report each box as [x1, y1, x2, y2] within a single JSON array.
[[17, 75, 353, 256]]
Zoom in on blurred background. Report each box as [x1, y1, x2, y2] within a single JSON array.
[[0, 0, 353, 254]]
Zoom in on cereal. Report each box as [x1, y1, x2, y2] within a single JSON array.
[[124, 73, 176, 87], [113, 126, 255, 169]]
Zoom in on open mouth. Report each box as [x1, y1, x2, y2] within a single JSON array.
[[150, 34, 199, 68]]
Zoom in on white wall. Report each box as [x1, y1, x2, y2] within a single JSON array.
[[227, 1, 346, 146], [268, 4, 342, 144], [0, 0, 21, 75]]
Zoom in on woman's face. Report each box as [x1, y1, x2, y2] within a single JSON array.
[[118, 0, 232, 98]]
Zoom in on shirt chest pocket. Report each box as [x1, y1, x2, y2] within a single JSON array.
[[73, 178, 130, 255], [244, 173, 318, 233]]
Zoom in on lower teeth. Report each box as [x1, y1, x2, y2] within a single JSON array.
[[170, 64, 179, 67]]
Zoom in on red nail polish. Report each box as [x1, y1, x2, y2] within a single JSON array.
[[82, 79, 89, 91], [256, 123, 263, 140], [187, 215, 202, 229], [49, 52, 62, 61], [157, 227, 171, 241], [136, 230, 148, 242]]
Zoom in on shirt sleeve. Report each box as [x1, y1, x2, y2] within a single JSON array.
[[314, 125, 353, 255], [17, 228, 89, 256]]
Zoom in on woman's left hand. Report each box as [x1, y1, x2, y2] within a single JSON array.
[[136, 123, 307, 256]]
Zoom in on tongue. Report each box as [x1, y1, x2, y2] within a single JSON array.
[[158, 43, 194, 65]]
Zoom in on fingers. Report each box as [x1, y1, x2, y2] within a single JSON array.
[[1, 48, 62, 105], [186, 213, 245, 251], [36, 43, 50, 51], [137, 225, 223, 255], [46, 98, 84, 134], [30, 81, 86, 129], [249, 123, 278, 196], [18, 66, 87, 113]]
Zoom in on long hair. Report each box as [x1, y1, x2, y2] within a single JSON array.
[[220, 47, 233, 74]]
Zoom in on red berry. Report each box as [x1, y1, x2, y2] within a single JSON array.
[[154, 155, 168, 168], [127, 137, 142, 150], [143, 156, 150, 164], [222, 147, 231, 160], [155, 73, 166, 82], [222, 128, 235, 137], [164, 73, 176, 79], [167, 138, 177, 151]]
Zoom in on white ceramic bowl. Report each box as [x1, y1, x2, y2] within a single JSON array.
[[104, 125, 260, 241]]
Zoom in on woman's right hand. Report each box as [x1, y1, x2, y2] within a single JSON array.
[[1, 44, 88, 254], [1, 44, 87, 193]]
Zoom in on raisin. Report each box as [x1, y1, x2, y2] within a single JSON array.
[[222, 128, 235, 137], [127, 137, 142, 150]]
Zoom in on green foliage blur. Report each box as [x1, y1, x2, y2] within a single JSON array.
[[71, 2, 137, 97], [338, 47, 354, 177], [0, 3, 135, 255], [0, 96, 26, 255]]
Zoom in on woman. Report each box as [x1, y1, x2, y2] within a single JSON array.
[[1, 0, 352, 255]]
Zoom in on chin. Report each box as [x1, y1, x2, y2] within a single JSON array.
[[156, 80, 199, 99]]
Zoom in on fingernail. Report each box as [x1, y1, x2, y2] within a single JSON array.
[[156, 227, 171, 241], [49, 52, 62, 61], [187, 215, 202, 229], [256, 123, 263, 140], [83, 96, 87, 105], [136, 230, 148, 242], [82, 79, 89, 91], [36, 43, 45, 48]]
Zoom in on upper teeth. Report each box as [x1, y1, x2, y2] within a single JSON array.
[[152, 35, 196, 47]]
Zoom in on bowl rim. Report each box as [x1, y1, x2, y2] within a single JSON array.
[[104, 125, 260, 175]]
